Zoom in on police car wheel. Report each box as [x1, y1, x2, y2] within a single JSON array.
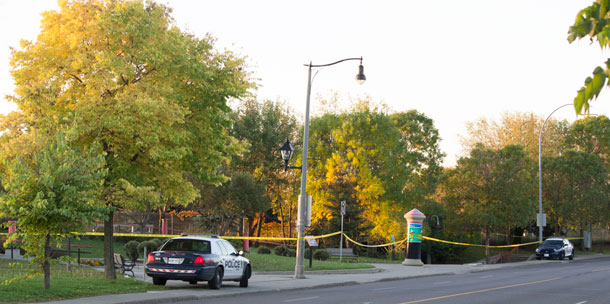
[[208, 267, 223, 289], [239, 265, 250, 288], [152, 277, 167, 286]]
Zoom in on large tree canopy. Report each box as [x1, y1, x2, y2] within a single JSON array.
[[442, 145, 536, 248], [2, 0, 252, 279], [307, 101, 444, 241], [460, 112, 569, 161]]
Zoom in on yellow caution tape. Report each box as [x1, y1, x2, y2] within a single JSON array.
[[2, 231, 586, 249], [422, 236, 541, 248], [220, 236, 297, 241], [220, 231, 342, 241], [83, 232, 179, 238], [343, 233, 407, 248]]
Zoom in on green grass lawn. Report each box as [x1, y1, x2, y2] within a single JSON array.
[[60, 237, 128, 259], [0, 259, 165, 304], [245, 252, 376, 272]]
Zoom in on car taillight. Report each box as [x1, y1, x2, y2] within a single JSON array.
[[147, 253, 154, 263], [194, 256, 205, 264]]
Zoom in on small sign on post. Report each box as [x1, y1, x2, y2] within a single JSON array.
[[536, 213, 546, 227], [390, 235, 396, 261], [340, 201, 346, 263], [306, 236, 317, 268]]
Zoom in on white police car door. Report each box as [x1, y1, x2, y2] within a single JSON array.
[[218, 240, 241, 279], [563, 239, 573, 256]]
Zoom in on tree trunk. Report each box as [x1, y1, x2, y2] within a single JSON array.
[[104, 209, 116, 280], [278, 199, 286, 239], [288, 204, 294, 238], [485, 227, 490, 264], [256, 213, 264, 239], [43, 233, 51, 289], [66, 236, 71, 271]]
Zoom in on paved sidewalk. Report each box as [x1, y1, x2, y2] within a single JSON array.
[[34, 255, 608, 304]]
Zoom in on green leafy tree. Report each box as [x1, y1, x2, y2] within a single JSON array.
[[543, 151, 609, 235], [566, 115, 610, 164], [193, 172, 269, 235], [442, 145, 536, 258], [461, 112, 569, 161], [0, 130, 106, 289], [229, 98, 299, 238], [5, 0, 251, 279], [568, 0, 610, 113], [308, 100, 444, 241], [319, 180, 371, 248]]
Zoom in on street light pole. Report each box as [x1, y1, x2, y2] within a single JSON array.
[[294, 57, 365, 279], [538, 103, 572, 243]]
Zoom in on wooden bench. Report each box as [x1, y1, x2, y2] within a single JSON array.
[[49, 249, 68, 259], [326, 248, 358, 262], [113, 253, 135, 277]]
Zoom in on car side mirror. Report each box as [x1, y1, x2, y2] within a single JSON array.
[[238, 250, 244, 256]]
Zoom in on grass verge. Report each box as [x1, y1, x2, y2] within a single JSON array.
[[0, 259, 165, 303], [245, 252, 376, 272]]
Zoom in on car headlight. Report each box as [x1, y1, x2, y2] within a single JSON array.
[[535, 248, 540, 253], [554, 248, 562, 252]]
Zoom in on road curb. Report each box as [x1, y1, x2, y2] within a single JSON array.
[[254, 267, 382, 276]]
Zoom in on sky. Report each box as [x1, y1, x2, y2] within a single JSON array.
[[1, 0, 609, 166]]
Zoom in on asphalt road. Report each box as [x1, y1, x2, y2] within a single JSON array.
[[177, 257, 610, 304]]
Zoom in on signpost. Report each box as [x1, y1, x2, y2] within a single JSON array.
[[340, 200, 346, 263], [390, 235, 395, 261], [306, 236, 318, 268]]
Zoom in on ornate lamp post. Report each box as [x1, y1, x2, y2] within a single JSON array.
[[282, 57, 365, 279]]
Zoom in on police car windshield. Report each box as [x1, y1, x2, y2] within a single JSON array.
[[542, 240, 563, 247], [162, 239, 211, 253]]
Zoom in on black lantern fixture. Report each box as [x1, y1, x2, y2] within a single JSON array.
[[280, 139, 295, 172], [355, 57, 366, 85]]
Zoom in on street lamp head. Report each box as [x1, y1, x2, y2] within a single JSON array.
[[280, 139, 294, 171], [355, 59, 366, 85]]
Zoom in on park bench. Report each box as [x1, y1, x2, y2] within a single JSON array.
[[49, 249, 68, 259], [113, 253, 135, 277], [326, 248, 358, 262]]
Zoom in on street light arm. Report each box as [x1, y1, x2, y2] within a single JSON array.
[[305, 57, 363, 68], [538, 103, 573, 243]]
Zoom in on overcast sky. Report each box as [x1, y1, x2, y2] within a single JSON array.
[[1, 0, 609, 166]]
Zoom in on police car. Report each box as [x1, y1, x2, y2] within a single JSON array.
[[535, 237, 574, 260], [145, 234, 251, 289]]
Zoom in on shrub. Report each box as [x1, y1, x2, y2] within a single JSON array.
[[123, 240, 140, 261], [274, 245, 290, 256], [352, 245, 366, 256], [149, 238, 164, 250], [227, 239, 243, 251], [256, 246, 271, 254], [313, 249, 330, 261], [138, 240, 160, 256], [287, 248, 296, 257]]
